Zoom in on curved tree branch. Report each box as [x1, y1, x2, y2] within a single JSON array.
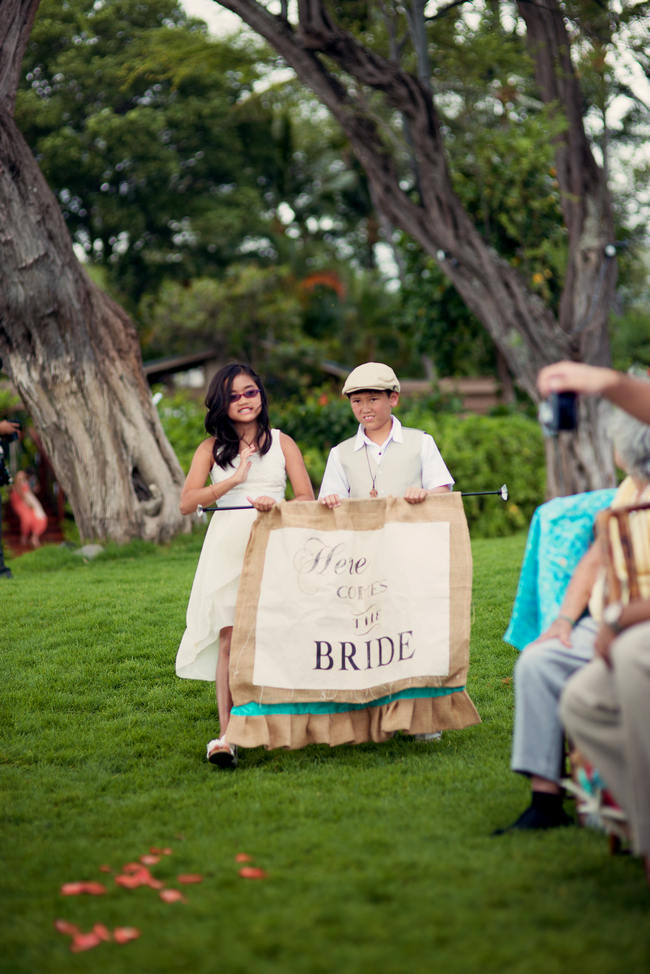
[[0, 0, 40, 114], [516, 0, 616, 344]]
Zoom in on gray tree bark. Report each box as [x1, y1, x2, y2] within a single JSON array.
[[216, 0, 618, 495], [0, 0, 187, 542]]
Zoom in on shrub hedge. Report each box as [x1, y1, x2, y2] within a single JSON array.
[[156, 388, 546, 538]]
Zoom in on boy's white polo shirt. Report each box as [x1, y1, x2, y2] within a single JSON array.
[[318, 416, 453, 498]]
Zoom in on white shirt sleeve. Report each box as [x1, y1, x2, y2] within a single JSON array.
[[420, 432, 454, 489], [318, 445, 351, 498]]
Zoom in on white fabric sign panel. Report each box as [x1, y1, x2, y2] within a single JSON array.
[[252, 521, 450, 690]]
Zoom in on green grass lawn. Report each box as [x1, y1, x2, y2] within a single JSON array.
[[1, 531, 649, 974]]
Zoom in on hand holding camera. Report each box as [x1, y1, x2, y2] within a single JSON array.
[[0, 419, 21, 440], [538, 391, 578, 437]]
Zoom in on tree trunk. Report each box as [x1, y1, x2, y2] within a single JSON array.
[[0, 0, 187, 542], [517, 0, 617, 351], [543, 395, 613, 497], [217, 0, 618, 494]]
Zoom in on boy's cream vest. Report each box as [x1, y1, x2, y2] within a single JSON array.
[[337, 428, 424, 499]]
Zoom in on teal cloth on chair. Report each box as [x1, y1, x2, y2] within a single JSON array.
[[504, 489, 617, 651]]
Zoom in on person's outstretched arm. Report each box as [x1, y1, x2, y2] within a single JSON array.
[[537, 362, 650, 424]]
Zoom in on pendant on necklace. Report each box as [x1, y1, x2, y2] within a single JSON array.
[[363, 444, 379, 497]]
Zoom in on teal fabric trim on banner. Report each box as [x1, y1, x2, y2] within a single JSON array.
[[231, 685, 465, 717]]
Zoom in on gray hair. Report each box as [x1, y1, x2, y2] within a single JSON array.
[[605, 402, 650, 481]]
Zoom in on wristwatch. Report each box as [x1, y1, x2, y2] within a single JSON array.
[[603, 601, 624, 633]]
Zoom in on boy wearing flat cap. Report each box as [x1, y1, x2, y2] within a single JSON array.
[[319, 362, 453, 508]]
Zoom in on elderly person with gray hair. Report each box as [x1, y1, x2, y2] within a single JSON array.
[[494, 405, 650, 834]]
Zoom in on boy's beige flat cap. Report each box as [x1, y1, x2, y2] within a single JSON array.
[[342, 362, 400, 395]]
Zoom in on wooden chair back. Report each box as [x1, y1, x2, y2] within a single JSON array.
[[596, 501, 650, 603]]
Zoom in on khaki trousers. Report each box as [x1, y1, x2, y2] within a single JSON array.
[[560, 622, 650, 855]]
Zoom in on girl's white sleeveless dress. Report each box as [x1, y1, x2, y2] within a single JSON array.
[[175, 429, 287, 682]]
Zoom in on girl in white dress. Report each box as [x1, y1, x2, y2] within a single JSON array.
[[176, 364, 314, 768]]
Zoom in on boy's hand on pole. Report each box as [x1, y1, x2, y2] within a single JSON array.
[[404, 487, 428, 504]]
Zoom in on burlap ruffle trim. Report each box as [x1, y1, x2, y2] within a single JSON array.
[[227, 691, 480, 750]]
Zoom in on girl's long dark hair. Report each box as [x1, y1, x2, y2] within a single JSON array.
[[205, 363, 272, 469]]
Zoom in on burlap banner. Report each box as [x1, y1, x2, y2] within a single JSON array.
[[228, 495, 480, 749]]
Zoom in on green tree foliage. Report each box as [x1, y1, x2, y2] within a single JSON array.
[[397, 240, 497, 377], [297, 269, 409, 370], [15, 0, 279, 307], [140, 265, 302, 359], [269, 105, 379, 270], [152, 386, 205, 474], [138, 261, 410, 396], [401, 409, 545, 538], [140, 262, 327, 395]]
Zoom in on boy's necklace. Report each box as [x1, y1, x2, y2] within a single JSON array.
[[364, 444, 379, 497]]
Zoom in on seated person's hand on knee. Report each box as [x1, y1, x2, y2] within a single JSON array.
[[532, 614, 575, 648]]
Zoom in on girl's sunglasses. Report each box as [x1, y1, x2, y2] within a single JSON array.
[[229, 388, 260, 403]]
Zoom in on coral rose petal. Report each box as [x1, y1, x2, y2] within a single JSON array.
[[82, 882, 107, 895], [114, 927, 141, 944], [159, 889, 186, 903], [60, 882, 85, 896], [140, 854, 160, 865], [177, 874, 203, 884], [235, 853, 252, 863], [93, 924, 112, 942], [54, 919, 80, 936], [60, 881, 106, 896], [115, 873, 147, 889], [239, 867, 267, 879], [119, 865, 157, 886], [70, 932, 103, 953], [99, 865, 112, 873]]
